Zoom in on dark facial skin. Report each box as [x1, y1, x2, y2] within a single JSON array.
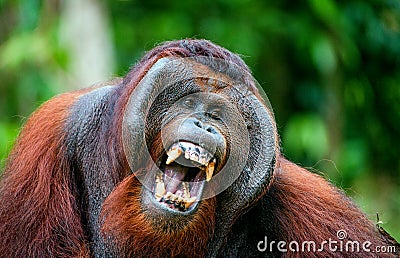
[[160, 93, 230, 166], [120, 58, 274, 252], [140, 90, 249, 224]]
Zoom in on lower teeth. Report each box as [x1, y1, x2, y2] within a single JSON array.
[[154, 189, 197, 211]]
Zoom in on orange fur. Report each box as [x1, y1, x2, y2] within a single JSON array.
[[264, 156, 398, 257], [101, 174, 216, 257], [0, 91, 90, 257], [1, 39, 397, 257]]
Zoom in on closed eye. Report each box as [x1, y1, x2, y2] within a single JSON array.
[[207, 110, 221, 120], [183, 97, 195, 108]]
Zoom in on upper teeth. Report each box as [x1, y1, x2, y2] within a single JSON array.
[[167, 142, 213, 165], [205, 161, 215, 182], [166, 146, 182, 165], [166, 142, 216, 182]]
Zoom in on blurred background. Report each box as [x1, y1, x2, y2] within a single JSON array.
[[0, 0, 399, 239]]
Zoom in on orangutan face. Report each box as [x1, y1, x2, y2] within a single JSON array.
[[121, 57, 276, 228]]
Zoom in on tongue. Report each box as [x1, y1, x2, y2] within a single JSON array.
[[164, 163, 188, 194]]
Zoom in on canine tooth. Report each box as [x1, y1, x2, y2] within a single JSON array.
[[205, 160, 215, 182], [166, 147, 182, 165], [182, 182, 190, 198], [184, 197, 197, 209], [156, 182, 166, 197]]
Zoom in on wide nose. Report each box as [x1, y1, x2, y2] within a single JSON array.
[[191, 118, 218, 135]]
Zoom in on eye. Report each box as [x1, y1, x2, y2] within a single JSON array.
[[209, 110, 221, 120], [183, 97, 194, 108]]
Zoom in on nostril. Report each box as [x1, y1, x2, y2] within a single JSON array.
[[194, 120, 203, 129], [206, 126, 217, 134], [191, 119, 217, 134]]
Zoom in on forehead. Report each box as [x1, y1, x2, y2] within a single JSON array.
[[151, 57, 251, 92], [179, 91, 233, 105], [142, 57, 273, 115]]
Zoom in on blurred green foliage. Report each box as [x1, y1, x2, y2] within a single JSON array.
[[0, 0, 399, 238]]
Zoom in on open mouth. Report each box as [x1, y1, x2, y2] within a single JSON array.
[[153, 141, 217, 212]]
